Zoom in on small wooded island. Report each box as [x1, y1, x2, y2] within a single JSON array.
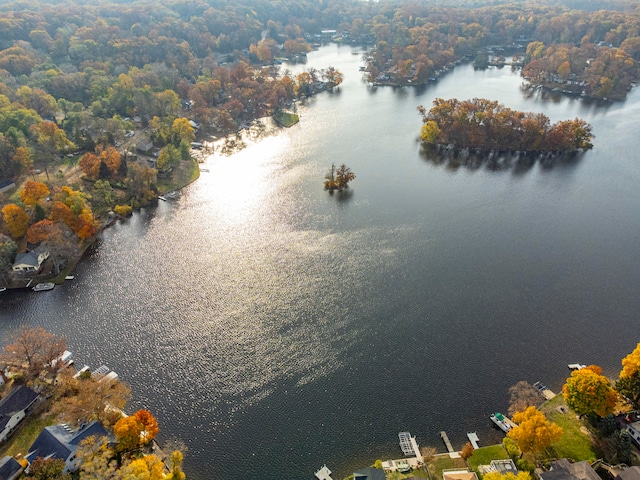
[[418, 98, 594, 154]]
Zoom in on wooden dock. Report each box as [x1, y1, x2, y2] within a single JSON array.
[[440, 431, 455, 453], [534, 381, 556, 400], [315, 465, 333, 480]]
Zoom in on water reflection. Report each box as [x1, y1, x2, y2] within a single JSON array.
[[419, 144, 586, 175]]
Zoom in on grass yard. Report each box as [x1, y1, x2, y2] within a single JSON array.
[[0, 413, 57, 458], [540, 395, 597, 461], [273, 110, 299, 127], [466, 444, 510, 472], [427, 454, 468, 480]]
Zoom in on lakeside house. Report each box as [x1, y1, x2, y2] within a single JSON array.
[[479, 459, 518, 475], [443, 469, 480, 480], [0, 385, 40, 443], [11, 249, 49, 273], [539, 459, 600, 480], [353, 467, 386, 480], [25, 421, 110, 473]]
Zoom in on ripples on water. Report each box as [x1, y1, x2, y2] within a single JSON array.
[[3, 45, 640, 480]]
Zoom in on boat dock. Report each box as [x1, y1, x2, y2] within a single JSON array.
[[315, 465, 333, 480], [440, 431, 460, 457], [467, 432, 480, 449], [534, 381, 556, 400], [398, 432, 423, 462]]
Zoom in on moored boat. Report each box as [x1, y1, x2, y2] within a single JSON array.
[[490, 412, 512, 433], [33, 282, 55, 292]]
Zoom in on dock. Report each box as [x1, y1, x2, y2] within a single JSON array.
[[534, 381, 556, 400], [398, 432, 423, 462], [440, 431, 459, 457], [467, 432, 479, 449], [315, 465, 333, 480]]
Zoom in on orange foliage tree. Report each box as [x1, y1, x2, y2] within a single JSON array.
[[98, 146, 121, 177], [79, 152, 101, 179], [133, 409, 159, 444], [27, 219, 55, 244], [2, 203, 30, 238], [20, 180, 50, 210]]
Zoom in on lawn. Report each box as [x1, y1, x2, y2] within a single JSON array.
[[273, 110, 299, 127], [540, 395, 597, 461], [466, 444, 510, 472], [427, 454, 468, 480], [0, 413, 57, 458]]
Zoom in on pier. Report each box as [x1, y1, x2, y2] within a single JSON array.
[[440, 431, 460, 457], [534, 381, 556, 400], [315, 465, 333, 480], [467, 432, 479, 449]]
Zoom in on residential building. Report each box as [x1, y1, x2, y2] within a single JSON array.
[[0, 385, 40, 443]]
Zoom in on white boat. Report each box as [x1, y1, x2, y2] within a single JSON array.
[[65, 275, 75, 280], [0, 287, 6, 292], [568, 363, 586, 370], [33, 282, 55, 292], [490, 413, 512, 433]]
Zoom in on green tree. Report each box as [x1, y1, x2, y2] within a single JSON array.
[[563, 366, 617, 417], [507, 406, 563, 455]]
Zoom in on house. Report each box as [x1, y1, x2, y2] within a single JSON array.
[[0, 456, 24, 480], [539, 459, 601, 480], [136, 139, 153, 154], [12, 249, 49, 273], [442, 469, 480, 480], [0, 180, 16, 194], [26, 421, 110, 473], [354, 467, 386, 480], [0, 385, 40, 443]]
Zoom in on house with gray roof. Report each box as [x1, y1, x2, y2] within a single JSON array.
[[0, 456, 23, 480], [539, 459, 601, 480], [616, 466, 640, 480], [354, 467, 386, 480], [12, 249, 49, 273], [26, 421, 109, 473], [0, 385, 39, 443]]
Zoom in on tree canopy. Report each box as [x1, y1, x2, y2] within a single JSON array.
[[507, 406, 563, 454], [0, 326, 66, 378], [418, 98, 594, 152], [563, 366, 617, 417]]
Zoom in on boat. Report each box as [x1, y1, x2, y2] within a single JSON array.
[[490, 412, 512, 433], [33, 282, 55, 292], [396, 460, 411, 473], [0, 287, 6, 293], [568, 363, 586, 370], [65, 275, 75, 280]]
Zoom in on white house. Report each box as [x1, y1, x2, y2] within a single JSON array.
[[0, 385, 40, 443], [11, 249, 49, 273]]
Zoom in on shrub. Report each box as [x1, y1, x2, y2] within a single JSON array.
[[114, 204, 132, 216]]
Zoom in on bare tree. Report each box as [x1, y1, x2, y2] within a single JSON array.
[[0, 326, 66, 378], [508, 380, 542, 417]]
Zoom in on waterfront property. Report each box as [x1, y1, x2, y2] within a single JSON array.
[[442, 468, 479, 480], [25, 421, 110, 473], [0, 386, 40, 444], [478, 459, 518, 475], [11, 249, 49, 273], [539, 459, 600, 480], [0, 455, 24, 480], [353, 466, 386, 480]]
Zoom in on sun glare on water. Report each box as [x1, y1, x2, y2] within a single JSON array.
[[200, 134, 290, 226]]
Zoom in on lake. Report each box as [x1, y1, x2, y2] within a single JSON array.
[[2, 43, 640, 479]]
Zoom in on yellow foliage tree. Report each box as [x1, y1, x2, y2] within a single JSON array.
[[2, 203, 30, 238], [20, 180, 50, 210], [563, 367, 617, 417], [621, 342, 640, 379], [507, 406, 563, 454], [484, 472, 532, 480], [119, 455, 165, 480], [113, 415, 144, 452]]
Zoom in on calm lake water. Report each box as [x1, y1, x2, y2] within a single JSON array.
[[2, 44, 640, 479]]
